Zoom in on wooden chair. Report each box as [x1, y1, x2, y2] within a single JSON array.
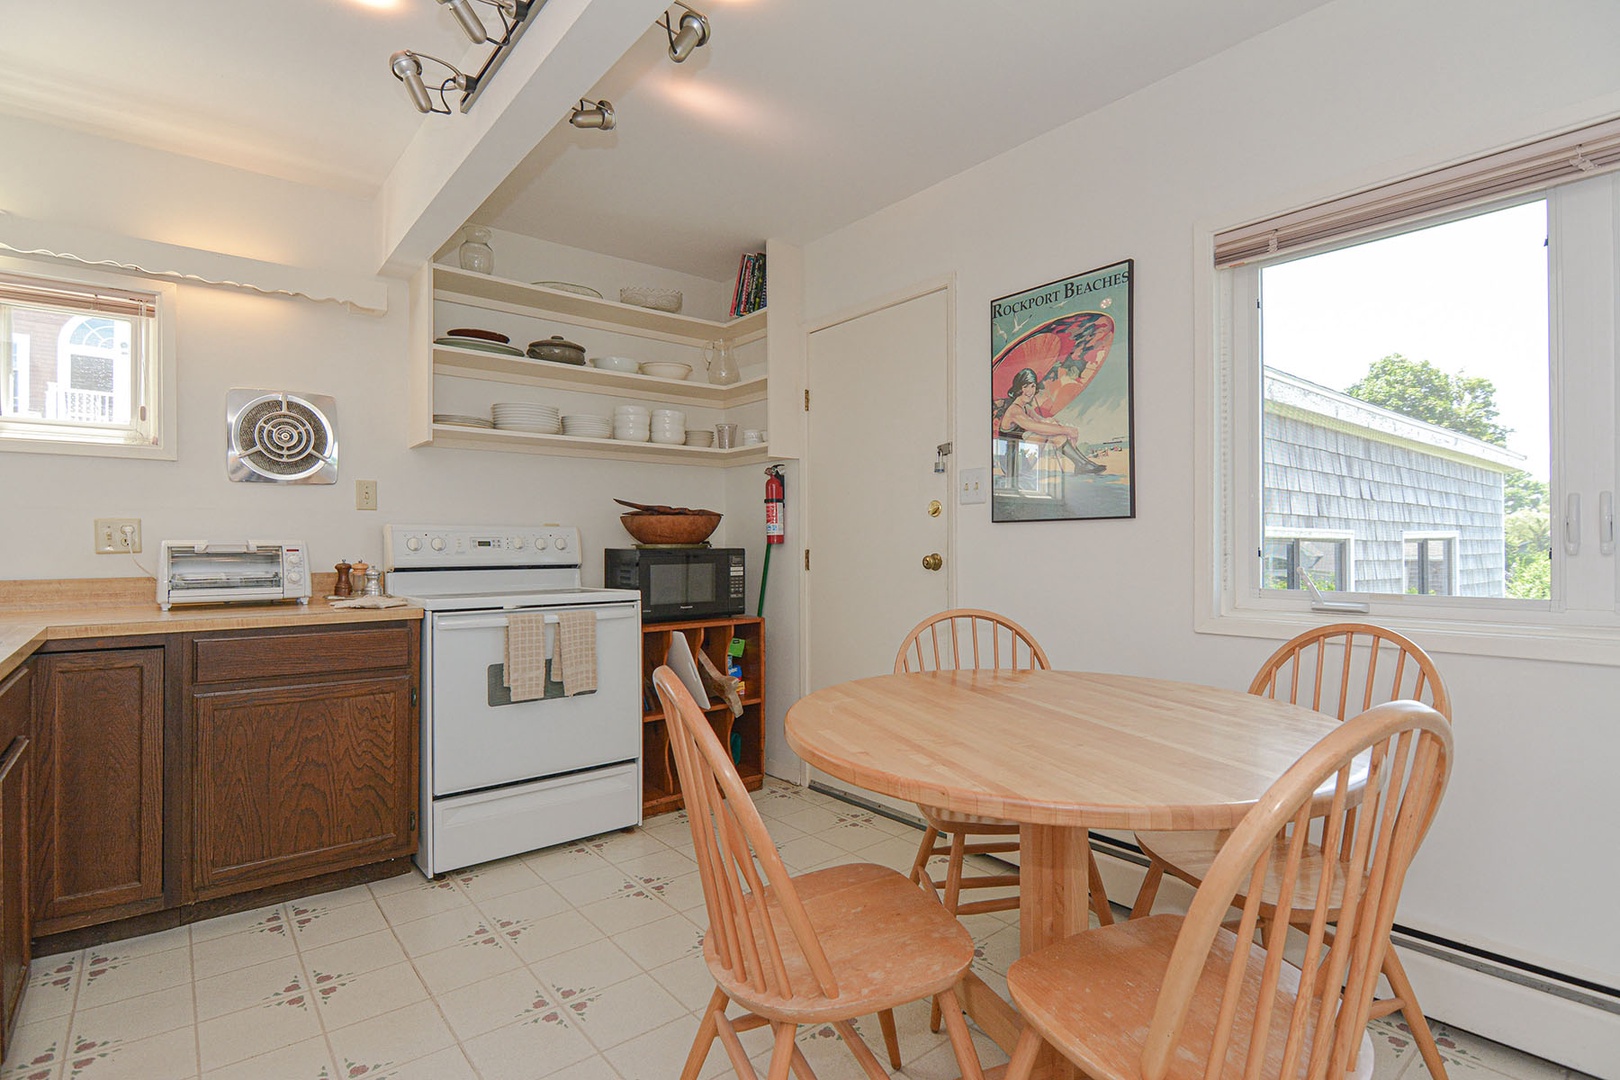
[[897, 609, 1114, 1032], [1006, 699, 1455, 1080], [898, 610, 1113, 924], [652, 666, 987, 1080], [1130, 623, 1453, 1080]]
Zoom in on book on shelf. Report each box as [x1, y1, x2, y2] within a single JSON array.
[[730, 252, 766, 317]]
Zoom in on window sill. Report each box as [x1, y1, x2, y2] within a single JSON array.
[[1195, 604, 1620, 667], [0, 434, 174, 461]]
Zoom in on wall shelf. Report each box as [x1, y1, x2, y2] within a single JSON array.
[[433, 345, 767, 408], [415, 265, 771, 461], [429, 423, 772, 465]]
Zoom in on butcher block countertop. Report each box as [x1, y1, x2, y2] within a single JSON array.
[[0, 577, 423, 682]]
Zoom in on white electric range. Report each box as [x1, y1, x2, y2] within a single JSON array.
[[384, 524, 643, 877]]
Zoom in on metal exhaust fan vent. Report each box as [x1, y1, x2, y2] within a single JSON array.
[[226, 389, 338, 484]]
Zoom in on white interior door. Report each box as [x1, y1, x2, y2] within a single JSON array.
[[805, 287, 951, 811]]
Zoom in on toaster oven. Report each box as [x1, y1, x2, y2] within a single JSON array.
[[158, 541, 310, 610]]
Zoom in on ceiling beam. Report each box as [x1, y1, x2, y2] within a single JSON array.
[[375, 0, 668, 278]]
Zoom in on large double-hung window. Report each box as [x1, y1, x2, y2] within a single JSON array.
[[1210, 119, 1620, 658]]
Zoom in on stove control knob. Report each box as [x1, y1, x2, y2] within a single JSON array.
[[533, 536, 548, 550], [508, 536, 524, 549], [430, 537, 446, 552], [405, 537, 422, 552], [554, 535, 568, 551]]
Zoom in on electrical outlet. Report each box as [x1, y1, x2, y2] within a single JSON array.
[[959, 468, 988, 505], [355, 480, 378, 511], [94, 518, 142, 554]]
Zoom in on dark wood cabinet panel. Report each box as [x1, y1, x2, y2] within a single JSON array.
[[191, 675, 417, 899], [0, 666, 31, 1057], [190, 626, 414, 684], [30, 649, 165, 935]]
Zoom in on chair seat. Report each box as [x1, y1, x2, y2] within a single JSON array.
[[1007, 915, 1375, 1080], [1135, 831, 1355, 914], [706, 862, 977, 1023], [920, 803, 1022, 833]]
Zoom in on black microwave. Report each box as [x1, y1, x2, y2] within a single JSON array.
[[605, 548, 746, 622]]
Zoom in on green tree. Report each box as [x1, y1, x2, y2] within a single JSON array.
[[1503, 469, 1549, 514], [1345, 353, 1511, 445]]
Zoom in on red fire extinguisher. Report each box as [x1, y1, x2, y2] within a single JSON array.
[[764, 465, 785, 545], [759, 465, 785, 617]]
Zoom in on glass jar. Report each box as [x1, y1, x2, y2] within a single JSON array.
[[458, 226, 494, 274], [704, 340, 739, 385]]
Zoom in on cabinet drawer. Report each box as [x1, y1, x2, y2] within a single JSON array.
[[192, 625, 415, 684]]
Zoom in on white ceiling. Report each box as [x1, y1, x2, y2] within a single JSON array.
[[1, 0, 1332, 279]]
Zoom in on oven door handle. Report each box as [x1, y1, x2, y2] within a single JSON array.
[[432, 607, 639, 632]]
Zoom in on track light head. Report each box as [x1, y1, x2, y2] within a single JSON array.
[[569, 98, 615, 131], [662, 3, 710, 62], [390, 51, 434, 114], [439, 0, 490, 43]]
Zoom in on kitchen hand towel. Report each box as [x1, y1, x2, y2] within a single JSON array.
[[504, 611, 549, 702], [555, 610, 598, 697]]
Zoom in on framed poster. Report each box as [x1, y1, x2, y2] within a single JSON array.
[[990, 259, 1135, 522]]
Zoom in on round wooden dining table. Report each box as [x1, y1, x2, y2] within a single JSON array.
[[785, 669, 1343, 1077]]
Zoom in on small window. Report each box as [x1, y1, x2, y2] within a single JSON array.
[[1404, 534, 1458, 596], [1262, 532, 1353, 592], [0, 264, 175, 458]]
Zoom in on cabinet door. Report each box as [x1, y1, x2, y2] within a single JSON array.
[[192, 675, 416, 898], [32, 650, 165, 931], [0, 666, 32, 1052], [0, 735, 29, 1048]]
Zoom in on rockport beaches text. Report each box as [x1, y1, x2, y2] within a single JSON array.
[[992, 267, 1130, 319]]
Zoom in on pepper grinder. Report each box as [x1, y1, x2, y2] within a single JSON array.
[[349, 560, 369, 597], [364, 567, 383, 597], [333, 559, 352, 598]]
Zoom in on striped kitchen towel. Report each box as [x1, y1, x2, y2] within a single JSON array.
[[555, 610, 597, 697], [504, 611, 549, 702]]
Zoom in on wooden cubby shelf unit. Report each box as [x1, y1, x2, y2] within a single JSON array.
[[639, 616, 765, 816]]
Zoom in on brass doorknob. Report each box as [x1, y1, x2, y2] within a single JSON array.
[[922, 553, 943, 571]]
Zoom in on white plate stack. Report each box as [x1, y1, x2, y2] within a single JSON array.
[[613, 405, 650, 442], [491, 402, 560, 434], [562, 414, 612, 439], [651, 408, 687, 445]]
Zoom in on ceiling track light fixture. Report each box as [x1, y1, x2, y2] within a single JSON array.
[[569, 98, 615, 131], [659, 2, 711, 63], [390, 0, 542, 115]]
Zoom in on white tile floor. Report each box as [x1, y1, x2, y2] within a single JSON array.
[[2, 778, 1593, 1080]]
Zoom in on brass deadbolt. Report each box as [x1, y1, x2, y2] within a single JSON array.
[[922, 553, 943, 571], [927, 500, 942, 517]]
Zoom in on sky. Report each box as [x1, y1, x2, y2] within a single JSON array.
[[1259, 200, 1550, 478]]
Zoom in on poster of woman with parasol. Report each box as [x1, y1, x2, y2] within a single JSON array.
[[990, 259, 1135, 522]]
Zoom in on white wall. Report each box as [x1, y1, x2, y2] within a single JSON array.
[[0, 122, 745, 588], [798, 0, 1620, 1068]]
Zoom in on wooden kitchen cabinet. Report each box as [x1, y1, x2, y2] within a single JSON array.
[[639, 616, 765, 815], [186, 624, 419, 900], [30, 648, 166, 936], [0, 665, 32, 1056]]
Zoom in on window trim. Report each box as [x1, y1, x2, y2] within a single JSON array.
[[1262, 528, 1356, 592], [1194, 185, 1620, 667], [1402, 532, 1460, 597], [0, 256, 176, 460]]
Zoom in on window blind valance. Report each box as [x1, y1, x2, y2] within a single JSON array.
[[1214, 115, 1620, 268], [0, 273, 156, 319]]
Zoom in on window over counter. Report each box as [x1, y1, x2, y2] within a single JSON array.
[[0, 260, 176, 458], [1205, 117, 1620, 660]]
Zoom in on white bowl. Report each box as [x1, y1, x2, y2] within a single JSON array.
[[593, 355, 640, 373], [614, 429, 650, 442], [639, 361, 693, 380], [684, 430, 714, 447], [651, 430, 687, 445]]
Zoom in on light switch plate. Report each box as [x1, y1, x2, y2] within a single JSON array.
[[959, 468, 988, 504], [94, 518, 142, 554], [355, 480, 378, 511]]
